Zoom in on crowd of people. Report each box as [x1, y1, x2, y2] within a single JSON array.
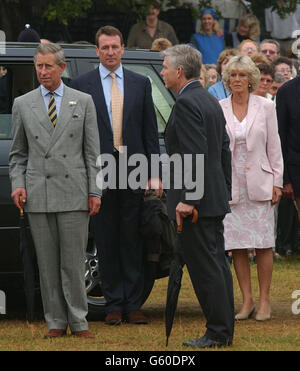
[[126, 2, 300, 260], [6, 1, 300, 348]]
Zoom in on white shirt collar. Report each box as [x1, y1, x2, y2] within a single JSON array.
[[40, 80, 64, 97], [99, 63, 123, 79], [179, 80, 199, 95]]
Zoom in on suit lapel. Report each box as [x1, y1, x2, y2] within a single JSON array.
[[221, 97, 235, 151], [88, 69, 112, 133], [221, 94, 259, 147], [246, 94, 259, 138], [123, 68, 138, 130], [31, 88, 54, 137], [45, 86, 76, 154]]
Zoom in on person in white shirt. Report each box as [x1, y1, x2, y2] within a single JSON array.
[[265, 5, 300, 56]]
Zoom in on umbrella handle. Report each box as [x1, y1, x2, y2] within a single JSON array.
[[177, 222, 182, 233], [19, 196, 24, 217], [191, 208, 198, 224]]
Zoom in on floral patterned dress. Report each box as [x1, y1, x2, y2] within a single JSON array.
[[224, 115, 275, 250]]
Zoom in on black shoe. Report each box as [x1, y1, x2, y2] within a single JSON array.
[[183, 335, 232, 349]]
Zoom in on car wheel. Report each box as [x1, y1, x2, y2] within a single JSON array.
[[85, 243, 156, 320], [85, 243, 106, 320]]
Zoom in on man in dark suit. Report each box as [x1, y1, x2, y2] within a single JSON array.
[[71, 26, 161, 325], [161, 44, 234, 348], [276, 76, 300, 222]]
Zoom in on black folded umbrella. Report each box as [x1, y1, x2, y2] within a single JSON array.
[[165, 208, 198, 347], [19, 207, 36, 324], [140, 190, 163, 280]]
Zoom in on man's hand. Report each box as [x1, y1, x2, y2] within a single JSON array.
[[176, 202, 195, 227], [88, 196, 101, 216], [282, 183, 295, 200], [11, 187, 26, 210], [145, 177, 163, 197], [272, 186, 282, 205]]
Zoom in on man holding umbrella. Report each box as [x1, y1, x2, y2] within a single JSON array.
[[9, 42, 101, 338], [161, 44, 234, 348]]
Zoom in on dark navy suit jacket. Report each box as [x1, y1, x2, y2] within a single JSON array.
[[164, 80, 231, 220], [276, 76, 300, 185], [71, 67, 160, 170]]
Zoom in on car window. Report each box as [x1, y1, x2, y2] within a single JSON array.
[[0, 64, 35, 140], [0, 63, 71, 140], [89, 62, 174, 135], [124, 64, 174, 135]]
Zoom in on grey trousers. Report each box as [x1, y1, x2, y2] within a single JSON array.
[[28, 211, 89, 332]]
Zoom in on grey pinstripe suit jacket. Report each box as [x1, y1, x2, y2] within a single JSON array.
[[9, 84, 101, 212]]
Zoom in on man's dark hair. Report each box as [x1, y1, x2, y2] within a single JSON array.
[[272, 56, 293, 68], [150, 1, 160, 9], [95, 25, 124, 47], [257, 63, 275, 79]]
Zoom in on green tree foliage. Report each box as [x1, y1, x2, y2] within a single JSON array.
[[5, 0, 300, 25], [197, 0, 300, 20], [43, 0, 93, 25], [249, 0, 299, 20]]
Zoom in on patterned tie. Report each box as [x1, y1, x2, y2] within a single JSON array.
[[110, 72, 123, 151], [48, 93, 57, 127]]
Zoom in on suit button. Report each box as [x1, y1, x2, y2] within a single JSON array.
[[65, 174, 69, 178], [63, 154, 66, 158], [70, 134, 74, 138], [45, 155, 50, 159], [46, 175, 50, 179], [35, 136, 39, 139]]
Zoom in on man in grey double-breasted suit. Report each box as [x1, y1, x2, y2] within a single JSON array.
[[9, 43, 101, 338]]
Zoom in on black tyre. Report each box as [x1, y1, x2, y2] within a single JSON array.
[[85, 243, 156, 320]]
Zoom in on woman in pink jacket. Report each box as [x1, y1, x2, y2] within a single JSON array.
[[220, 55, 283, 322]]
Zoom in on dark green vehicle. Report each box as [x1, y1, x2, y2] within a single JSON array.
[[0, 42, 175, 318]]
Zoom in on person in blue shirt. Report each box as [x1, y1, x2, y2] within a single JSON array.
[[208, 48, 237, 100], [191, 8, 224, 65]]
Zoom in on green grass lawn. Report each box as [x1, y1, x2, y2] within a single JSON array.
[[0, 256, 300, 351]]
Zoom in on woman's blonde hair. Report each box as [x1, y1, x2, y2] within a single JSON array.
[[237, 13, 260, 41], [151, 38, 172, 51], [250, 53, 269, 66], [199, 65, 208, 87], [222, 55, 261, 93]]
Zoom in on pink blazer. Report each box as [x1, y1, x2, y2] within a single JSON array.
[[219, 94, 283, 204]]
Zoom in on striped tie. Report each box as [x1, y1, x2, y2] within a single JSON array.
[[48, 93, 57, 126]]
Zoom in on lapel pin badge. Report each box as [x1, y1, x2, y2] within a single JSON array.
[[69, 101, 77, 107]]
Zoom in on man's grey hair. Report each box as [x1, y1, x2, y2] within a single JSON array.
[[260, 39, 280, 53], [34, 42, 66, 65], [162, 44, 202, 80]]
